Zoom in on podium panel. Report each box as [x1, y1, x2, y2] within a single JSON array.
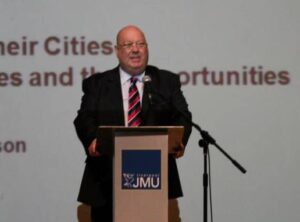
[[114, 132, 168, 222], [97, 126, 183, 222]]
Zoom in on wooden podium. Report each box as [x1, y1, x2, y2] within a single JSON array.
[[97, 126, 184, 222]]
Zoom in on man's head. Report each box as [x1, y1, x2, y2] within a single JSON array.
[[115, 25, 149, 75]]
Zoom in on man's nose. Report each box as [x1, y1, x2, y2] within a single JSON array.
[[131, 44, 139, 51]]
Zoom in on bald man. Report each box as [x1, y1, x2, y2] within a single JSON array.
[[74, 25, 192, 222]]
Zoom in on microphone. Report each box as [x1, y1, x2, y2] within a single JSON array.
[[142, 75, 153, 105]]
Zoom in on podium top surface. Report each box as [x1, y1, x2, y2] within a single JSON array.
[[97, 126, 184, 155], [98, 126, 183, 132]]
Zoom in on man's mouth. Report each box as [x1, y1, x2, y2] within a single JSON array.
[[130, 56, 141, 62]]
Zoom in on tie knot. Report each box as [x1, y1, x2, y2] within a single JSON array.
[[130, 77, 138, 85]]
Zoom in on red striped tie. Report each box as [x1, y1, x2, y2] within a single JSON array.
[[128, 77, 142, 126]]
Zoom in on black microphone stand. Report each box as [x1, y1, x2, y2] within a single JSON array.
[[144, 76, 247, 222], [192, 122, 247, 222]]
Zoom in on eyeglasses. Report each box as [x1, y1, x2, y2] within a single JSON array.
[[118, 41, 147, 50]]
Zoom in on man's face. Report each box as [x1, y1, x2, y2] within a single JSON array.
[[115, 27, 149, 75]]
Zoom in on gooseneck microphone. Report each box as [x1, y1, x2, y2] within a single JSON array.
[[142, 75, 153, 105]]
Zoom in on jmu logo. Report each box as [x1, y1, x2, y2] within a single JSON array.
[[122, 173, 160, 189], [122, 150, 161, 190]]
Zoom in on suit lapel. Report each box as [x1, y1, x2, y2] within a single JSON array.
[[106, 67, 125, 125], [141, 67, 157, 125]]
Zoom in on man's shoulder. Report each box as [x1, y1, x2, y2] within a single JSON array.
[[146, 65, 178, 79], [83, 67, 119, 83]]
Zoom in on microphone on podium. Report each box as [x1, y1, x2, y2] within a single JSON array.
[[142, 75, 153, 105]]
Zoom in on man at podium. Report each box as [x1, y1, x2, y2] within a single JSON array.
[[74, 25, 192, 222]]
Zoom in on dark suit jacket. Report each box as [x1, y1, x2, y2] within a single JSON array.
[[74, 65, 192, 207]]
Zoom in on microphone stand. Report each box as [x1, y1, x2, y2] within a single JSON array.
[[144, 77, 247, 222], [192, 122, 247, 222]]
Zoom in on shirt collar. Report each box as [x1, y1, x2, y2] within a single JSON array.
[[120, 67, 145, 85]]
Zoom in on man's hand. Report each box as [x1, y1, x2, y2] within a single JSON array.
[[88, 139, 101, 157], [173, 143, 185, 159]]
